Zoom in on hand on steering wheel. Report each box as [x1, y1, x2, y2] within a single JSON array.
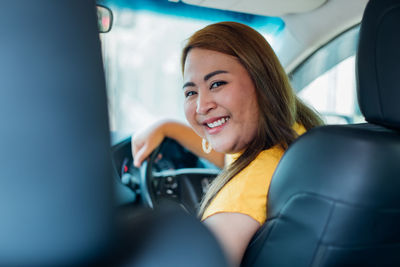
[[138, 138, 220, 215]]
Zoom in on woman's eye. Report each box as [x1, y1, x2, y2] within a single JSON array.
[[185, 90, 197, 98], [210, 81, 227, 89]]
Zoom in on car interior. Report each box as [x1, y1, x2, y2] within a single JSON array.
[[1, 0, 399, 266]]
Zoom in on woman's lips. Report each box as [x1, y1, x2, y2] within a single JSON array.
[[203, 116, 230, 134]]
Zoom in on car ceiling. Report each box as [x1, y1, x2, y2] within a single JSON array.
[[182, 0, 328, 16], [181, 0, 369, 72]]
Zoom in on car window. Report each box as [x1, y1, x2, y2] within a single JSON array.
[[99, 0, 284, 134], [100, 1, 364, 132], [289, 25, 364, 124]]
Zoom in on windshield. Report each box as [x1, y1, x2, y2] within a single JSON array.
[[99, 0, 284, 134]]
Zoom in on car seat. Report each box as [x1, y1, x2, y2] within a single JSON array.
[[242, 0, 400, 266], [0, 1, 227, 266]]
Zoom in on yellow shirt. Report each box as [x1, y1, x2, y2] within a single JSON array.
[[202, 123, 306, 224]]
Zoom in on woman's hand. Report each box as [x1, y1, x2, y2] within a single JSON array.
[[131, 121, 166, 167], [132, 120, 225, 169]]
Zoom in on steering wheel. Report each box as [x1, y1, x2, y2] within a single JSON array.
[[139, 138, 220, 215]]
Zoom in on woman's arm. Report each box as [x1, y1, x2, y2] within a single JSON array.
[[203, 213, 260, 267], [132, 120, 225, 168]]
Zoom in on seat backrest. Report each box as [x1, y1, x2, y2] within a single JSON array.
[[0, 1, 230, 266], [0, 1, 114, 266], [242, 0, 400, 266]]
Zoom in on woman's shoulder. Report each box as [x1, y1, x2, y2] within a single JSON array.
[[293, 122, 307, 135], [230, 147, 285, 188], [256, 146, 285, 162], [203, 148, 284, 223], [225, 144, 285, 166]]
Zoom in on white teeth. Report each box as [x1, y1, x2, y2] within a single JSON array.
[[207, 117, 229, 128]]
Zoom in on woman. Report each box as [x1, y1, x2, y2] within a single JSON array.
[[132, 21, 322, 266]]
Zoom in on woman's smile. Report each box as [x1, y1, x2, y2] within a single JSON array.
[[202, 116, 230, 134]]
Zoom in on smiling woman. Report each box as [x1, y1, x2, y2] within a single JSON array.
[[132, 21, 323, 266]]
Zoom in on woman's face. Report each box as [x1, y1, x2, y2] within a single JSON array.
[[183, 48, 259, 154]]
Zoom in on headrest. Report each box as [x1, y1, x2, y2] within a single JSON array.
[[0, 1, 114, 265], [357, 0, 400, 129]]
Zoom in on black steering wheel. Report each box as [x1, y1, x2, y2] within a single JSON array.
[[139, 138, 220, 215]]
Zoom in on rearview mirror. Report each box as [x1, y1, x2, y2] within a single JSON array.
[[97, 5, 113, 33]]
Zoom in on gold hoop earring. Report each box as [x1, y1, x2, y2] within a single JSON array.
[[202, 138, 212, 154]]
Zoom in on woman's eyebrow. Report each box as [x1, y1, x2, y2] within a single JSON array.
[[182, 70, 228, 89], [182, 81, 195, 89], [204, 70, 228, 81]]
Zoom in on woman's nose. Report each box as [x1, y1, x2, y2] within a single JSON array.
[[196, 90, 216, 114]]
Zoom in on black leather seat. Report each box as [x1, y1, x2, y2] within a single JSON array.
[[0, 1, 227, 266], [242, 0, 400, 266], [0, 1, 115, 265]]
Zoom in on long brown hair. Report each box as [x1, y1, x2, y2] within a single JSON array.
[[181, 22, 323, 218]]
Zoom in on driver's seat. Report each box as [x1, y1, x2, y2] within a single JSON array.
[[242, 0, 400, 266]]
